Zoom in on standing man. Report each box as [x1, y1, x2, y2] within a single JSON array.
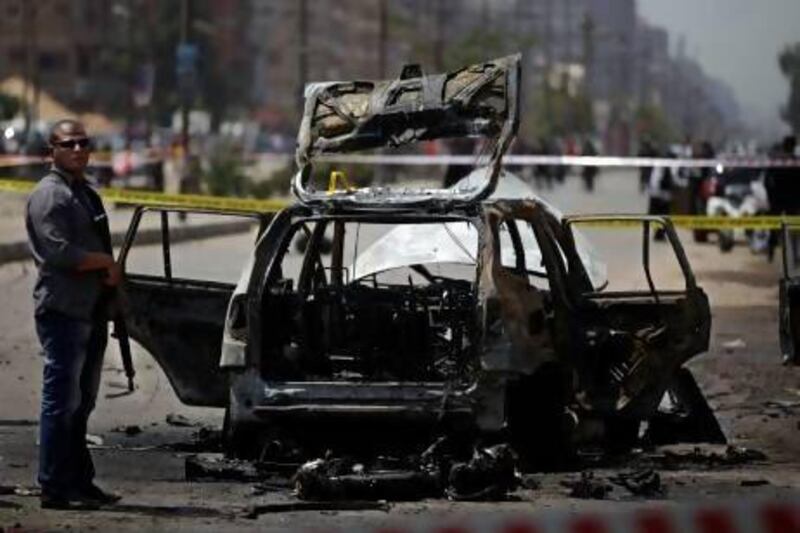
[[26, 119, 122, 509]]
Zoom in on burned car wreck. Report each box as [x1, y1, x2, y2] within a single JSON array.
[[117, 55, 723, 469]]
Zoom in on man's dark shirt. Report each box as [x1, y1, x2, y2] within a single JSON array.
[[25, 169, 110, 320]]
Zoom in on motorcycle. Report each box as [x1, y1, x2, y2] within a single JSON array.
[[705, 168, 769, 253]]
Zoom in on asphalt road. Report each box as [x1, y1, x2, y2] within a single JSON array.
[[1, 170, 798, 531]]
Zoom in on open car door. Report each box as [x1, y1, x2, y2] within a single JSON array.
[[543, 215, 712, 419], [117, 206, 268, 407], [780, 223, 800, 365], [293, 54, 520, 208]]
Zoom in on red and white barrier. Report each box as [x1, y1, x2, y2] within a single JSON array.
[[326, 499, 799, 533]]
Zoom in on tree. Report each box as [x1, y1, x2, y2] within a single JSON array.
[[634, 103, 676, 147], [779, 42, 800, 135], [523, 85, 594, 141]]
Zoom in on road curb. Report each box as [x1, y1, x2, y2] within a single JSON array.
[[0, 219, 257, 267]]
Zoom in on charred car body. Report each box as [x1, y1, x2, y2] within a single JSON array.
[[118, 56, 722, 464]]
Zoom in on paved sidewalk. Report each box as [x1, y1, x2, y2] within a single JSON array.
[[0, 192, 262, 265]]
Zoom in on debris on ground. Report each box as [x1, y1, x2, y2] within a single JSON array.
[[242, 500, 390, 519], [86, 434, 104, 447], [648, 445, 767, 470], [5, 486, 40, 497], [293, 442, 520, 502], [0, 500, 22, 510], [165, 413, 201, 427], [293, 456, 440, 502], [764, 400, 800, 412], [186, 454, 264, 482], [520, 475, 541, 490], [112, 425, 142, 437], [162, 427, 224, 453], [446, 444, 519, 501], [722, 338, 746, 352], [562, 471, 612, 500], [0, 419, 37, 427], [609, 469, 666, 497], [740, 479, 770, 487]]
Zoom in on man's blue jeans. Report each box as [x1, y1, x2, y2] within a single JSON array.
[[35, 310, 107, 497]]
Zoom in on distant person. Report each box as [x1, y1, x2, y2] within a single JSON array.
[[689, 140, 715, 243], [638, 139, 657, 192], [766, 135, 799, 261], [580, 138, 599, 192], [647, 148, 676, 241], [25, 119, 122, 509]]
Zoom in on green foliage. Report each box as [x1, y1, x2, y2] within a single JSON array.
[[523, 87, 595, 140], [0, 93, 20, 120], [779, 42, 800, 134], [201, 142, 248, 196], [634, 103, 676, 147], [142, 1, 252, 127]]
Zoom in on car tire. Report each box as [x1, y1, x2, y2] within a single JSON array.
[[718, 230, 735, 253]]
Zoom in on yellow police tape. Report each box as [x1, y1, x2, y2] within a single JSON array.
[[2, 177, 800, 229], [0, 178, 288, 213]]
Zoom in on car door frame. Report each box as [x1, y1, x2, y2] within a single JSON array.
[[117, 205, 269, 407]]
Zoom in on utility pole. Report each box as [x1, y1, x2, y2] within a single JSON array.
[[433, 0, 445, 71], [297, 0, 308, 117], [21, 2, 37, 140], [581, 13, 595, 100], [180, 0, 191, 160], [125, 0, 135, 150], [543, 0, 553, 133], [378, 0, 388, 78]]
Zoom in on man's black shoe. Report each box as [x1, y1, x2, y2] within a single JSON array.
[[78, 484, 121, 505], [41, 493, 100, 510]]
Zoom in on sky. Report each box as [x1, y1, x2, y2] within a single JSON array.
[[638, 0, 799, 134]]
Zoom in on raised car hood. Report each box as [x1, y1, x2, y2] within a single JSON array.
[[293, 54, 521, 207]]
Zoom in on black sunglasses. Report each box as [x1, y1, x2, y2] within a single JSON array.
[[53, 138, 91, 150]]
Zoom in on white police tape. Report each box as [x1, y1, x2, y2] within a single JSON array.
[[317, 153, 800, 168], [2, 154, 799, 169]]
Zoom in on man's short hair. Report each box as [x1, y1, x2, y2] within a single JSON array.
[[49, 119, 86, 145]]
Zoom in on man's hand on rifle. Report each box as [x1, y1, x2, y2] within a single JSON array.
[[104, 262, 122, 287]]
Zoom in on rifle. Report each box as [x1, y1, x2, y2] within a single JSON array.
[[110, 287, 135, 392]]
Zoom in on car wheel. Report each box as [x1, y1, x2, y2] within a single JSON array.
[[718, 230, 735, 252]]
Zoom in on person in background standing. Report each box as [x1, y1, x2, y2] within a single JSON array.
[[766, 135, 799, 262]]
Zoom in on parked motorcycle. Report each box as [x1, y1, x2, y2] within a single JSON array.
[[705, 168, 769, 253]]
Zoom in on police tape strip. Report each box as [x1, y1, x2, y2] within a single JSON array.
[[317, 153, 800, 169], [339, 498, 799, 533], [2, 178, 799, 229], [0, 178, 288, 212], [0, 154, 162, 169], [2, 153, 800, 169]]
